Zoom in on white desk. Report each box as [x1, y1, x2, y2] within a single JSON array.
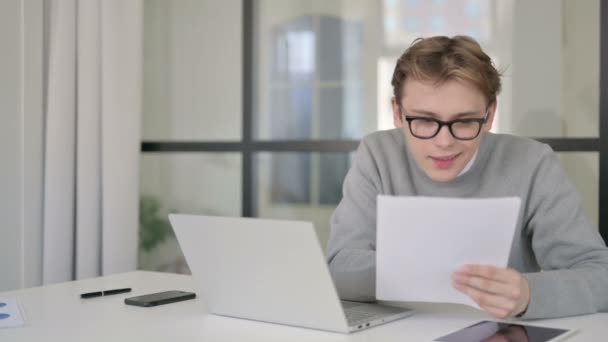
[[0, 271, 605, 341]]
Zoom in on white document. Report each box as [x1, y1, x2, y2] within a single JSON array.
[[376, 196, 521, 308], [0, 296, 26, 328]]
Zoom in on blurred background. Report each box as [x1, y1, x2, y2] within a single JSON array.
[[139, 0, 602, 274], [1, 0, 605, 291]]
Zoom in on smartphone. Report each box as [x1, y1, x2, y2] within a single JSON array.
[[124, 290, 196, 307], [434, 320, 577, 342]]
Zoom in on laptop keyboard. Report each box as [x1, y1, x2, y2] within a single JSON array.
[[344, 308, 386, 324], [342, 302, 407, 326]]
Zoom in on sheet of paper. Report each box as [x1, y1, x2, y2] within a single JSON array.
[[376, 196, 521, 308], [0, 296, 26, 328]]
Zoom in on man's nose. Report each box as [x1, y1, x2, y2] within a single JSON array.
[[434, 125, 456, 148]]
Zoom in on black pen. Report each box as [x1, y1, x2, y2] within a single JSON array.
[[80, 288, 132, 299]]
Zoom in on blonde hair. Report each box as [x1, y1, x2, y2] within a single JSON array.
[[391, 35, 502, 106]]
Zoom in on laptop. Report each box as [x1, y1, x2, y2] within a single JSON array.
[[169, 214, 414, 333]]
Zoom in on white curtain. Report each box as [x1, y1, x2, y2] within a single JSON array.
[[43, 0, 142, 284]]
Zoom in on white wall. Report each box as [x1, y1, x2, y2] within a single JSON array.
[[0, 0, 44, 291], [562, 0, 600, 137], [142, 0, 242, 141], [510, 0, 564, 136]]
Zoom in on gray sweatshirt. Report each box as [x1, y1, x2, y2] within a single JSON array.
[[326, 128, 608, 319]]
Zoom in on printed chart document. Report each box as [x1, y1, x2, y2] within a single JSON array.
[[376, 196, 521, 308], [0, 296, 26, 328]]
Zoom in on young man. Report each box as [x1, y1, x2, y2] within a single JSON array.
[[326, 36, 608, 319]]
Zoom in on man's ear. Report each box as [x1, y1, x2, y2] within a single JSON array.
[[392, 97, 404, 128], [484, 101, 497, 132]]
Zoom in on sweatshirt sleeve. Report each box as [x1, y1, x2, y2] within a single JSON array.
[[325, 139, 381, 302], [521, 145, 608, 319]]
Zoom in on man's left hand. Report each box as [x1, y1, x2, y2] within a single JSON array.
[[452, 265, 530, 318]]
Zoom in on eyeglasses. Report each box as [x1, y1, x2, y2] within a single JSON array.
[[401, 108, 489, 141]]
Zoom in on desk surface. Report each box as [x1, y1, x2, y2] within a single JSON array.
[[0, 271, 605, 341]]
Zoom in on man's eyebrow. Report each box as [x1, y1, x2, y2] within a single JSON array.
[[409, 109, 482, 118]]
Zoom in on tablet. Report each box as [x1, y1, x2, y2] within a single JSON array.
[[434, 320, 577, 342]]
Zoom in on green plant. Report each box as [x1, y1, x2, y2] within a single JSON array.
[[139, 195, 174, 252]]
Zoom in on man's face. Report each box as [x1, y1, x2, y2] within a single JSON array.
[[392, 79, 495, 183]]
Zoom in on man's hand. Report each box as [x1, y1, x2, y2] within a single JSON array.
[[452, 265, 530, 318]]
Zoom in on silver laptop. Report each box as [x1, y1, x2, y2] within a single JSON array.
[[169, 214, 414, 333]]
